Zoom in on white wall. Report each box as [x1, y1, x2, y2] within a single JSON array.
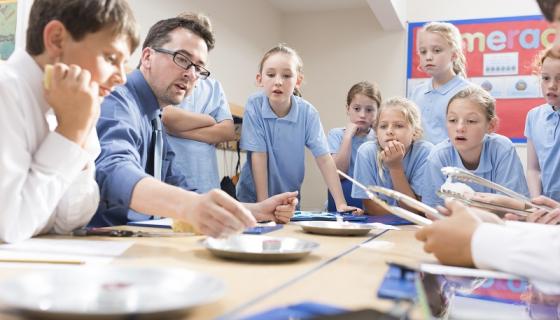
[[128, 0, 282, 105], [407, 0, 541, 22], [282, 6, 407, 208]]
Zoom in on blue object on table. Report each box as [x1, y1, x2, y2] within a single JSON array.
[[241, 301, 347, 320], [127, 219, 283, 234], [290, 211, 368, 222], [365, 214, 413, 226], [377, 264, 417, 301], [243, 225, 284, 234]]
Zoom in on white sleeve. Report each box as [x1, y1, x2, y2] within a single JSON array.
[[0, 86, 92, 243], [50, 129, 101, 235], [472, 221, 560, 282]]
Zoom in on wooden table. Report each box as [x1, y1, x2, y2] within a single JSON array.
[[0, 224, 436, 319]]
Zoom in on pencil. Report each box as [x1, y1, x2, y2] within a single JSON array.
[[0, 258, 85, 265]]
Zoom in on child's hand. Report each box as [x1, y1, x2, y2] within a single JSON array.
[[336, 204, 364, 215], [381, 140, 406, 170], [252, 191, 298, 224], [44, 63, 100, 146], [344, 122, 359, 137]]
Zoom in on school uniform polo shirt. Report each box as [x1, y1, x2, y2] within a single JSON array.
[[422, 133, 529, 207], [236, 92, 329, 203], [167, 78, 233, 193], [351, 140, 433, 205], [408, 75, 470, 145], [525, 104, 560, 201], [327, 127, 376, 177]]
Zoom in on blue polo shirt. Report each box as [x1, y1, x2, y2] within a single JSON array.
[[351, 140, 433, 205], [422, 134, 529, 207], [525, 103, 560, 201], [236, 91, 330, 203], [167, 78, 233, 193], [91, 70, 191, 227], [408, 75, 470, 145], [327, 127, 376, 177]]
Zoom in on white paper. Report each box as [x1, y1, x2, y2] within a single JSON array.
[[0, 238, 133, 268], [128, 217, 173, 228], [420, 263, 520, 280], [365, 223, 401, 230], [360, 240, 395, 250]]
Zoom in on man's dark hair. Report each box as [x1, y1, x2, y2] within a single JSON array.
[[26, 0, 139, 55], [142, 16, 215, 51], [537, 0, 560, 22]]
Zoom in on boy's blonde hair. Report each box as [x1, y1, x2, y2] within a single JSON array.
[[258, 44, 304, 97], [374, 97, 423, 182], [533, 45, 560, 74], [419, 22, 467, 78], [447, 85, 497, 123]]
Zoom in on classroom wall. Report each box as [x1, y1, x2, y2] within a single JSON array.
[[282, 6, 407, 209], [128, 0, 541, 209], [128, 0, 282, 105], [290, 1, 542, 209]]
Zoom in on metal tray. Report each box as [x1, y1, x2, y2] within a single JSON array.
[[297, 221, 375, 236], [201, 234, 319, 262], [0, 266, 224, 319]]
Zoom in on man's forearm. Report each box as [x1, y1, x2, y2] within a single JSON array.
[[130, 177, 197, 219]]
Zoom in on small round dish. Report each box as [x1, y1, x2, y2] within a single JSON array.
[[296, 221, 375, 236], [201, 234, 319, 262]]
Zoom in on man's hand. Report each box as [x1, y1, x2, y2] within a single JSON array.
[[45, 63, 100, 146], [181, 189, 256, 238]]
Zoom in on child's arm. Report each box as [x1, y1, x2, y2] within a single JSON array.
[[251, 152, 269, 202], [162, 106, 216, 133], [315, 153, 361, 212], [363, 199, 390, 215], [331, 123, 358, 174], [526, 139, 542, 198], [382, 141, 421, 213], [170, 120, 236, 145]]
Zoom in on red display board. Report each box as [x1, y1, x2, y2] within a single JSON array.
[[407, 16, 555, 142]]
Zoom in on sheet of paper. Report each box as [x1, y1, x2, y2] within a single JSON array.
[[128, 217, 173, 228], [420, 263, 520, 280], [360, 240, 395, 251], [0, 238, 133, 268], [364, 223, 401, 230]]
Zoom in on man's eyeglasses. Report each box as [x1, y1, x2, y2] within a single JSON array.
[[152, 47, 211, 80]]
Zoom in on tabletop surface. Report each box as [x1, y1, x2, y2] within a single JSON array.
[[0, 223, 437, 319]]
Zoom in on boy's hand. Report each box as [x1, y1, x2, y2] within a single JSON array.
[[44, 63, 100, 146], [381, 140, 406, 170]]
